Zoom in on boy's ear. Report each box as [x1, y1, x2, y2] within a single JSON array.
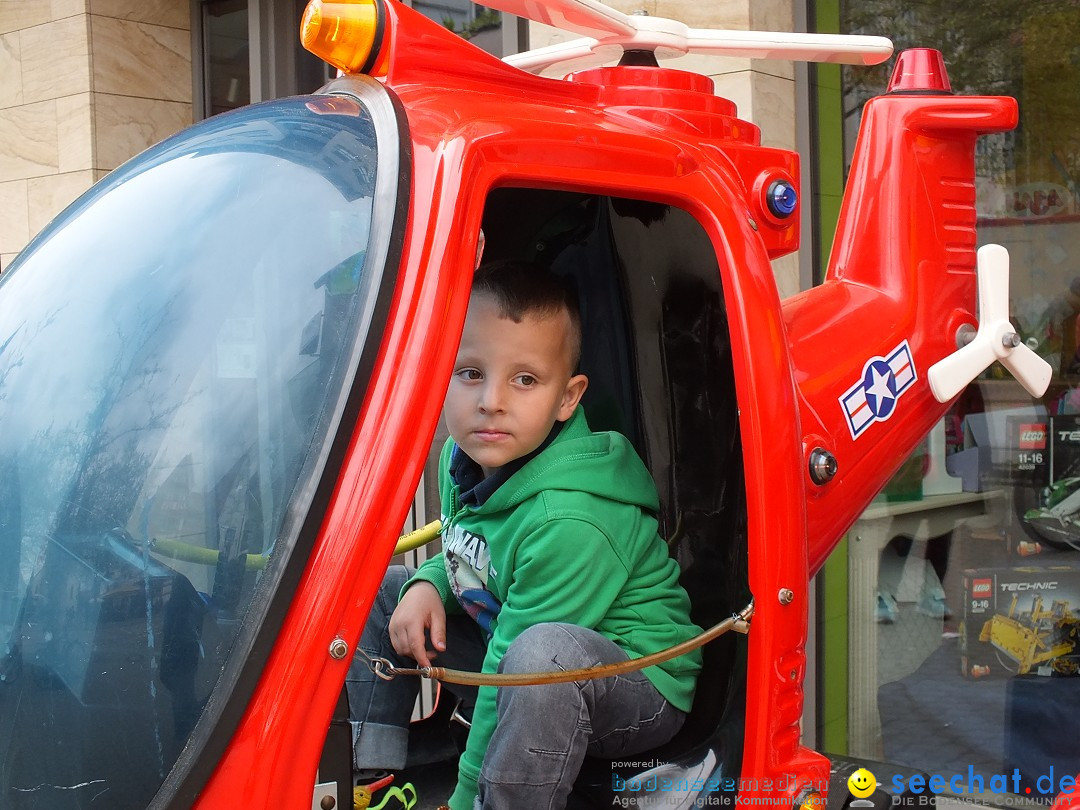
[[557, 373, 589, 422]]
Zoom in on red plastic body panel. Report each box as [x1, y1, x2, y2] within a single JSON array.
[[784, 92, 1017, 571], [188, 3, 1017, 807]]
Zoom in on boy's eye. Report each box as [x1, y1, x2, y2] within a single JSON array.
[[515, 374, 537, 387], [457, 368, 482, 381]]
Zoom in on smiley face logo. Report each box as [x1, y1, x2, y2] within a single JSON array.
[[848, 768, 877, 799]]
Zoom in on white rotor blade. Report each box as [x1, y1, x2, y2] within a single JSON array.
[[502, 11, 893, 75], [1002, 344, 1054, 399], [507, 29, 893, 74], [504, 37, 612, 75], [479, 0, 635, 39], [928, 244, 1052, 403], [928, 339, 998, 402], [682, 29, 893, 65]]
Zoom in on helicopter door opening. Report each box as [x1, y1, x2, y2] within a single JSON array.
[[481, 189, 749, 803], [324, 187, 750, 806]]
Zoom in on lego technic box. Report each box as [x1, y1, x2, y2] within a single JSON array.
[[961, 565, 1080, 678], [1019, 414, 1080, 553]]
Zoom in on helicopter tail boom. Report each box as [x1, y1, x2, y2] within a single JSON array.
[[783, 88, 1018, 568]]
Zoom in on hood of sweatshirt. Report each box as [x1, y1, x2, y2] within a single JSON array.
[[471, 406, 660, 516]]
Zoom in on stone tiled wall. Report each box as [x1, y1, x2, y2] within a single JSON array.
[[0, 0, 192, 269]]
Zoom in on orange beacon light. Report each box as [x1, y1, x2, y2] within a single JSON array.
[[300, 0, 388, 76]]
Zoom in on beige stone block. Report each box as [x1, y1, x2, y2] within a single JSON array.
[[526, 20, 565, 51], [626, 0, 750, 30], [772, 252, 799, 299], [94, 93, 191, 170], [0, 31, 22, 108], [751, 71, 795, 151], [57, 92, 93, 171], [710, 70, 794, 150], [0, 178, 30, 255], [0, 0, 51, 35], [20, 16, 91, 103], [91, 16, 191, 102], [682, 53, 750, 78], [754, 59, 795, 82], [749, 0, 794, 34], [26, 169, 94, 235], [52, 0, 87, 21], [0, 252, 21, 271], [90, 0, 188, 30], [0, 100, 58, 180], [710, 70, 753, 125]]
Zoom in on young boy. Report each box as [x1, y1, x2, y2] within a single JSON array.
[[348, 259, 702, 810]]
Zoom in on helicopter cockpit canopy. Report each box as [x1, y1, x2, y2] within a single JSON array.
[[0, 90, 401, 809]]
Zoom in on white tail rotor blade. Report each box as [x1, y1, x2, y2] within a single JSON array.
[[928, 339, 998, 403], [1002, 344, 1054, 399], [976, 244, 1010, 323], [928, 243, 1053, 403], [479, 0, 635, 39]]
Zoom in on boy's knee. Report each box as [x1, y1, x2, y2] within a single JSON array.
[[500, 623, 594, 674], [383, 564, 413, 591]]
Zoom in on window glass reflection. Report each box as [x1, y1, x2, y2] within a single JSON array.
[[827, 2, 1080, 802], [205, 0, 250, 115], [409, 0, 515, 57], [0, 97, 386, 809]]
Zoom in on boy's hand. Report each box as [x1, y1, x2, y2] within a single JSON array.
[[388, 581, 447, 668]]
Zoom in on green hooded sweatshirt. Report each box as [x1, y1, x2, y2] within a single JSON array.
[[405, 406, 703, 810]]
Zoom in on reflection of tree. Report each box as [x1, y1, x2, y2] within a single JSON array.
[[0, 326, 25, 406], [843, 0, 1024, 99], [62, 295, 189, 535], [840, 0, 1080, 190]]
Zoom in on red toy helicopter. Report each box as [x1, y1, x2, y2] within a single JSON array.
[[0, 0, 1067, 807]]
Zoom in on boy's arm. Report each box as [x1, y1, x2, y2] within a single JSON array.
[[401, 436, 461, 610], [447, 518, 627, 810], [401, 552, 462, 612]]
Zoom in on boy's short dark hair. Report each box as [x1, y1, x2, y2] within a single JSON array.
[[472, 259, 582, 369]]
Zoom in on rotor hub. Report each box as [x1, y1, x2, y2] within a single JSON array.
[[567, 66, 756, 142]]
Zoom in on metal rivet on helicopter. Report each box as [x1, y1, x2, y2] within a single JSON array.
[[955, 322, 977, 349], [329, 637, 350, 660], [807, 447, 838, 486], [778, 588, 795, 605]]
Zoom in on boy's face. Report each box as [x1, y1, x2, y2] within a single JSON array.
[[445, 293, 588, 478]]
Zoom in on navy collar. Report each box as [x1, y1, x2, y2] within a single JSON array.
[[450, 421, 565, 507]]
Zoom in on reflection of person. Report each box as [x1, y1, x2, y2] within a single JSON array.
[[348, 259, 702, 810]]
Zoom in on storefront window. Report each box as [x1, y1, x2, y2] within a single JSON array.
[[203, 0, 250, 116], [821, 0, 1080, 801]]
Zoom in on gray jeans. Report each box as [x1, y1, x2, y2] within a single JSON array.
[[348, 565, 687, 810]]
